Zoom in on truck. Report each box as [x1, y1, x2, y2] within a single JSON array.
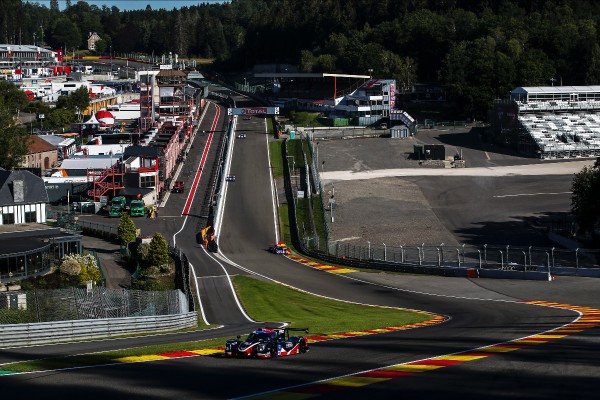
[[129, 200, 145, 217], [108, 196, 127, 217]]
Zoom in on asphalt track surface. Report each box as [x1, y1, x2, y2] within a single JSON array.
[[2, 92, 600, 399]]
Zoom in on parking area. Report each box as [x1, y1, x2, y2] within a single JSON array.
[[316, 127, 582, 250]]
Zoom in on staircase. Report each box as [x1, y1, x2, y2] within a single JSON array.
[[87, 166, 125, 201]]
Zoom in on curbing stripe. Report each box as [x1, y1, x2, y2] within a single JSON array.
[[232, 300, 600, 399]]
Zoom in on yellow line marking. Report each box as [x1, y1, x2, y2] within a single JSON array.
[[190, 349, 222, 355], [480, 346, 522, 352], [326, 376, 390, 387], [434, 355, 488, 361], [114, 355, 169, 362]]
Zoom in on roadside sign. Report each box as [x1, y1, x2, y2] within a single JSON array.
[[227, 107, 279, 116]]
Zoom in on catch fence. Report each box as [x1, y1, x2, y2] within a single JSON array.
[[0, 287, 188, 324]]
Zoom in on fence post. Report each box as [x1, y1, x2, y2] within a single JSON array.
[[575, 248, 579, 269], [484, 244, 488, 265]]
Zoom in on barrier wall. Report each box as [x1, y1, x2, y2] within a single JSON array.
[[0, 312, 197, 348]]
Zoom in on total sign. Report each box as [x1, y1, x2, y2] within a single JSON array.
[[228, 107, 280, 116]]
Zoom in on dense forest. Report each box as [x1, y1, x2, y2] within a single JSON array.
[[4, 0, 600, 117]]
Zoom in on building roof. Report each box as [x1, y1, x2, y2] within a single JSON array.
[[0, 44, 55, 55], [58, 157, 116, 171], [28, 135, 57, 154], [0, 169, 49, 206], [124, 145, 161, 158], [38, 135, 74, 147], [512, 86, 600, 95], [157, 69, 187, 77]]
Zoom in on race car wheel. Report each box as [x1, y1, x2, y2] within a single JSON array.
[[300, 340, 307, 353], [270, 345, 277, 358]]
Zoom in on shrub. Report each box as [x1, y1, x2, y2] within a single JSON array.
[[59, 254, 102, 285], [147, 232, 170, 268], [60, 257, 82, 275]]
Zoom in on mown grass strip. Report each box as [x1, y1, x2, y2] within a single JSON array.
[[2, 276, 436, 373], [232, 275, 433, 335]]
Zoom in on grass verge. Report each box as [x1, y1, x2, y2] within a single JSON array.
[[2, 276, 434, 373], [232, 275, 431, 335]]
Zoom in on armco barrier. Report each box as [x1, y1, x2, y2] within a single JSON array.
[[0, 312, 197, 348]]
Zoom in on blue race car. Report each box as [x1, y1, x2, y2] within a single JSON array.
[[225, 327, 309, 358]]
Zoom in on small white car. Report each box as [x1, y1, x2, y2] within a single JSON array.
[[226, 175, 236, 182], [238, 133, 247, 139]]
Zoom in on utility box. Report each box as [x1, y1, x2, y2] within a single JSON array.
[[424, 144, 445, 160], [391, 126, 410, 138], [1, 293, 27, 310], [414, 144, 424, 159]]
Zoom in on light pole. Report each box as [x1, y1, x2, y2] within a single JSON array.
[[383, 243, 386, 261], [367, 241, 371, 259]]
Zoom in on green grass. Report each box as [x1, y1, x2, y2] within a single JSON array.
[[269, 140, 284, 177], [3, 338, 225, 373], [233, 276, 430, 335], [1, 276, 434, 373]]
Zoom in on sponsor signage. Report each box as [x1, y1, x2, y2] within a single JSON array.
[[228, 107, 279, 116]]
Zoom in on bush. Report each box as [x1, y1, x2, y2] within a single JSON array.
[[132, 278, 164, 291], [58, 254, 102, 285], [148, 232, 170, 268], [60, 257, 82, 275]]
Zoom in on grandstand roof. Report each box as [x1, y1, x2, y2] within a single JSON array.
[[513, 86, 600, 94], [254, 72, 370, 79]]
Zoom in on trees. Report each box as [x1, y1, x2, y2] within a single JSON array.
[[571, 159, 600, 242], [147, 232, 170, 271], [117, 213, 137, 245], [0, 106, 31, 171]]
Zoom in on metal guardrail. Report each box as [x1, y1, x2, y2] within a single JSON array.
[[0, 312, 197, 348]]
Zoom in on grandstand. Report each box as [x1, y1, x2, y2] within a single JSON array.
[[493, 86, 600, 159]]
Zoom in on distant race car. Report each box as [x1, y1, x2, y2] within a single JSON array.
[[268, 244, 289, 255], [226, 175, 236, 182], [172, 180, 185, 193], [238, 133, 247, 139], [242, 115, 252, 120], [225, 327, 309, 358]]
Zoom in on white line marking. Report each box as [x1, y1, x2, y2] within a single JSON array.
[[196, 274, 239, 279], [266, 124, 280, 243], [232, 305, 583, 400], [493, 191, 571, 198]]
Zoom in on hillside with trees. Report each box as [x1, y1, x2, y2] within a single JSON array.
[[4, 0, 600, 117]]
